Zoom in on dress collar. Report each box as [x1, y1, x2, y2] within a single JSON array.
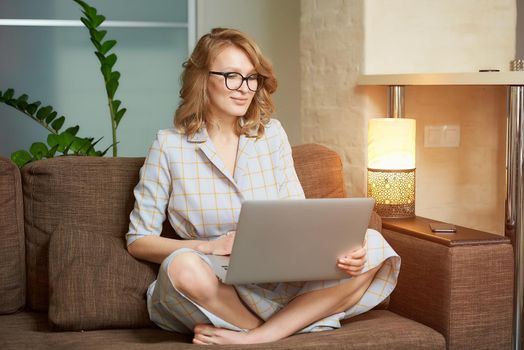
[[186, 118, 258, 143]]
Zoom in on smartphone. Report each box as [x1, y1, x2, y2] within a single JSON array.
[[429, 222, 457, 233]]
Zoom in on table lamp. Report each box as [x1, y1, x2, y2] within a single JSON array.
[[367, 117, 416, 218]]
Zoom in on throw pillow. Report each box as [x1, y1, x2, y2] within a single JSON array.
[[48, 224, 157, 330]]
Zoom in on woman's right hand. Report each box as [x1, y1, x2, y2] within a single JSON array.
[[199, 231, 236, 256]]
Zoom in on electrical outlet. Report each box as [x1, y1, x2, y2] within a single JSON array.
[[424, 125, 460, 148]]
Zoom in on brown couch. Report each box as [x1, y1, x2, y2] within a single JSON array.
[[0, 144, 513, 349]]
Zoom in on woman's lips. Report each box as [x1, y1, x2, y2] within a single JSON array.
[[230, 97, 249, 105]]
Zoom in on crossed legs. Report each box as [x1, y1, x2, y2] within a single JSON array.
[[168, 252, 382, 345], [168, 252, 263, 330]]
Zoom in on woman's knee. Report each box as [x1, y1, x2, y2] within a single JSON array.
[[167, 252, 218, 301]]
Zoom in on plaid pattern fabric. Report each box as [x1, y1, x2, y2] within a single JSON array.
[[127, 119, 400, 334], [127, 119, 304, 244]]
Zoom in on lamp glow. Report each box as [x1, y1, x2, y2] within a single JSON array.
[[367, 118, 416, 218]]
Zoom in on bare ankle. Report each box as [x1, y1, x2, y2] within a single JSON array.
[[243, 325, 283, 344]]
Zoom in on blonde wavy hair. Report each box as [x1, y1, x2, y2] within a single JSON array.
[[174, 28, 277, 138]]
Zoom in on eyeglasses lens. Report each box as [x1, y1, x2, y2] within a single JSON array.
[[225, 73, 261, 92]]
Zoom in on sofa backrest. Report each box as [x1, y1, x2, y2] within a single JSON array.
[[16, 143, 347, 312]]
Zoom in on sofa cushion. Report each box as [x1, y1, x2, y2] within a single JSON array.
[[22, 156, 152, 311], [48, 225, 157, 330], [0, 157, 26, 314], [0, 310, 445, 350]]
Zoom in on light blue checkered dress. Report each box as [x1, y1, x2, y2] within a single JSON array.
[[126, 119, 400, 334]]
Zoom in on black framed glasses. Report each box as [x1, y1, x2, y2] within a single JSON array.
[[209, 71, 264, 92]]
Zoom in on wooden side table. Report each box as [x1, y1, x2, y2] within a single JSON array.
[[382, 216, 510, 247]]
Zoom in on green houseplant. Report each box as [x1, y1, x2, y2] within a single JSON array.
[[0, 0, 127, 167]]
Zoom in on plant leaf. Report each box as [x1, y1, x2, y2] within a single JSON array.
[[91, 29, 107, 43], [25, 102, 41, 115], [110, 70, 121, 81], [18, 100, 28, 111], [99, 40, 116, 55], [45, 111, 57, 124], [105, 53, 117, 68], [84, 136, 103, 155], [101, 64, 111, 80], [90, 38, 102, 51], [47, 144, 59, 158], [111, 99, 121, 111], [69, 137, 87, 154], [81, 10, 91, 20], [65, 125, 80, 136], [3, 88, 14, 100], [63, 137, 76, 155], [51, 116, 65, 131], [115, 108, 126, 126], [100, 143, 115, 156], [54, 132, 75, 153], [82, 5, 98, 21], [36, 105, 52, 121], [47, 133, 60, 147], [5, 98, 16, 107], [11, 150, 33, 168], [93, 14, 106, 27], [86, 4, 97, 17], [29, 142, 49, 160], [94, 53, 105, 66], [80, 17, 92, 29], [16, 94, 28, 103], [106, 79, 118, 99]]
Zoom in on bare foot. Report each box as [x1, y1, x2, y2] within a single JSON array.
[[193, 324, 258, 345]]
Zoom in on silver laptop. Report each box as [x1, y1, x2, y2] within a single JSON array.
[[206, 198, 374, 284]]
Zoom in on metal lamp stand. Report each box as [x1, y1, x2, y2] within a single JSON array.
[[507, 84, 524, 350]]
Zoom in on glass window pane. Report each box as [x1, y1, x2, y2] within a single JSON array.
[[0, 0, 188, 23], [0, 1, 189, 158]]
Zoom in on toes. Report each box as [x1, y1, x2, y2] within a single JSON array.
[[192, 337, 209, 345], [194, 323, 222, 342], [193, 330, 215, 345]]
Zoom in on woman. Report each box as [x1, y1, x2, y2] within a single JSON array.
[[126, 27, 400, 345]]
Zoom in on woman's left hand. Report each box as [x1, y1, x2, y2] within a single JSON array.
[[337, 240, 367, 276]]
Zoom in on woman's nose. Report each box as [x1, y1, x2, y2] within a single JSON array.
[[237, 78, 250, 93]]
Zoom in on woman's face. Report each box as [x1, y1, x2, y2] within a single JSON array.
[[207, 45, 256, 123]]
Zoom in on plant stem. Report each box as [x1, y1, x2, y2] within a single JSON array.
[[107, 97, 118, 156]]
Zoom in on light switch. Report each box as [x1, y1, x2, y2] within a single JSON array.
[[424, 125, 460, 148]]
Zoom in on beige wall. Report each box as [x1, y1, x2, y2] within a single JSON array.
[[518, 0, 524, 58], [301, 0, 515, 234], [407, 86, 507, 234], [301, 0, 378, 197], [196, 0, 301, 144], [364, 0, 516, 73]]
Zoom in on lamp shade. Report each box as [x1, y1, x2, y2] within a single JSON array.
[[368, 118, 416, 170]]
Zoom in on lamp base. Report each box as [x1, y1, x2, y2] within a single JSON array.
[[374, 202, 415, 219], [367, 168, 415, 218]]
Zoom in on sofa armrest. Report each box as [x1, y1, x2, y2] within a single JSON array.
[[382, 217, 513, 350]]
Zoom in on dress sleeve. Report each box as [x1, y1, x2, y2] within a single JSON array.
[[126, 132, 172, 246], [275, 121, 306, 200]]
